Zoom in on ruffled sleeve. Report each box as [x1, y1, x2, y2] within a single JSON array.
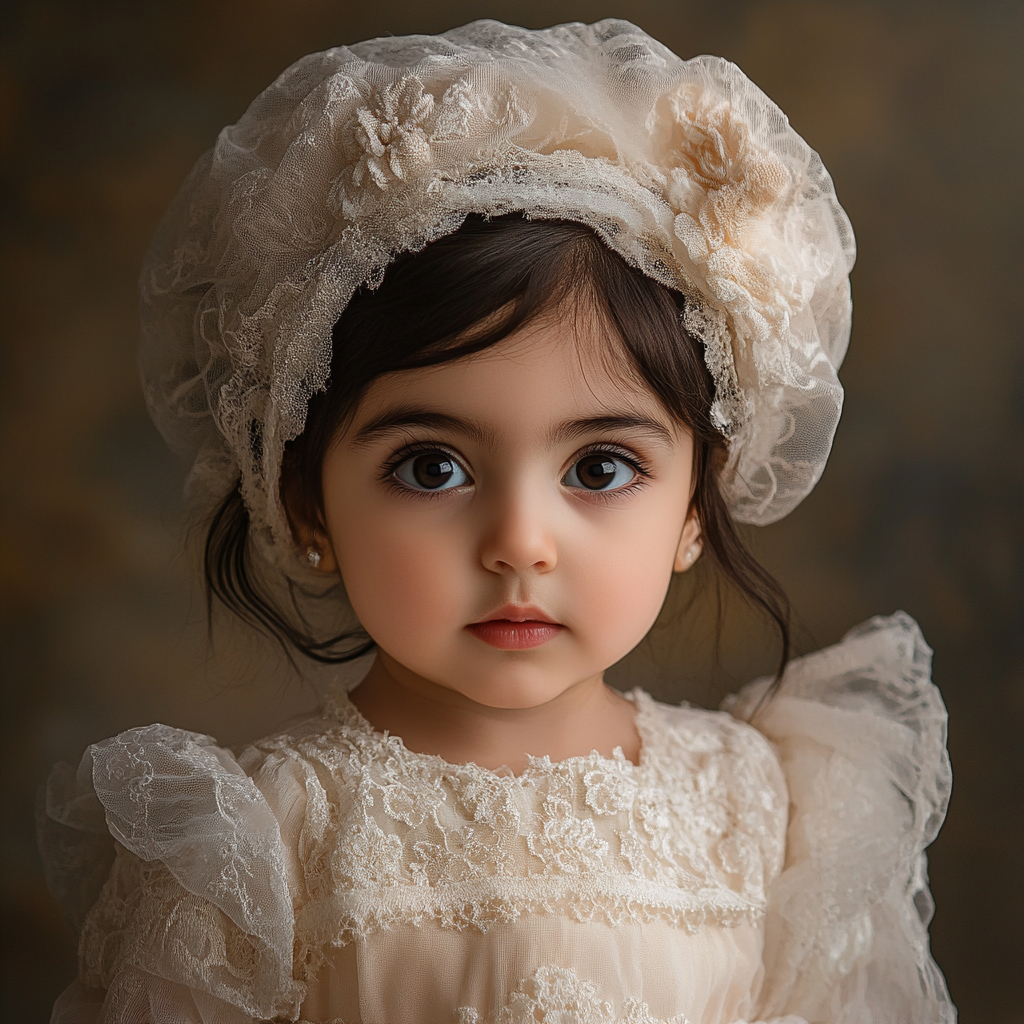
[[724, 612, 955, 1024], [38, 724, 306, 1023]]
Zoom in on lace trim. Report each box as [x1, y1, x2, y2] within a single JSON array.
[[296, 874, 761, 947], [318, 685, 658, 781]]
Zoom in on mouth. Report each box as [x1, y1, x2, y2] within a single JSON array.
[[465, 604, 564, 651]]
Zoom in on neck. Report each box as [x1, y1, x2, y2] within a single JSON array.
[[347, 653, 640, 774]]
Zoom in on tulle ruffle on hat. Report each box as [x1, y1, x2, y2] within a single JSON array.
[[139, 19, 855, 569]]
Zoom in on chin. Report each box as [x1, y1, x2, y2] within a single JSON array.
[[451, 668, 583, 711], [463, 689, 566, 710]]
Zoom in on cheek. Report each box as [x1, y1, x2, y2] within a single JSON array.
[[331, 506, 469, 652], [566, 522, 677, 659], [555, 485, 686, 672]]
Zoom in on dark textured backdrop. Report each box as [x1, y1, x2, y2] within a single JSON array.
[[2, 1, 1021, 1021]]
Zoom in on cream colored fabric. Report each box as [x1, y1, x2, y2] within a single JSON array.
[[40, 614, 953, 1023], [298, 918, 768, 1024], [139, 19, 856, 574]]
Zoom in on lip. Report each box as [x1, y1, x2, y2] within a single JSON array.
[[472, 604, 559, 625], [466, 604, 564, 650]]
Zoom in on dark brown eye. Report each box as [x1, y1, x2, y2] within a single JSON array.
[[394, 451, 470, 491], [563, 453, 636, 491]]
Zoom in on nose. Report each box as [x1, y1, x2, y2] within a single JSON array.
[[477, 483, 558, 575]]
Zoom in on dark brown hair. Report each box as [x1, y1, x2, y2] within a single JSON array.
[[205, 215, 790, 674]]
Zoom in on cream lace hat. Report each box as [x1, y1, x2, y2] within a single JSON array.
[[140, 19, 855, 570]]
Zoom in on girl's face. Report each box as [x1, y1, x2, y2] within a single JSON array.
[[316, 307, 700, 710]]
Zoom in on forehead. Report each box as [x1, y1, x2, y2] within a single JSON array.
[[351, 313, 668, 432]]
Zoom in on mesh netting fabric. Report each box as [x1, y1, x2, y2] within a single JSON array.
[[139, 18, 855, 571]]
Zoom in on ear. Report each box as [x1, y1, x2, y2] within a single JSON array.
[[280, 463, 340, 574], [673, 507, 703, 573]]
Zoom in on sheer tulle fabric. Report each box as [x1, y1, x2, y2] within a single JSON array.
[[51, 973, 253, 1024], [40, 614, 952, 1023], [139, 19, 856, 573]]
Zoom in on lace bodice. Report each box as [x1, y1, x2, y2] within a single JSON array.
[[40, 614, 954, 1024], [249, 689, 786, 952]]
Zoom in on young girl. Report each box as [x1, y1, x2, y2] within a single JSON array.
[[38, 19, 954, 1024]]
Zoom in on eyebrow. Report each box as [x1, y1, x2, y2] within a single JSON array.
[[350, 408, 675, 448], [550, 414, 675, 446], [351, 410, 496, 448]]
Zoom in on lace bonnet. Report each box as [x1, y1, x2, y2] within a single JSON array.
[[140, 19, 855, 571]]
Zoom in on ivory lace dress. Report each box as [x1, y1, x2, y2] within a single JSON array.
[[39, 614, 954, 1024]]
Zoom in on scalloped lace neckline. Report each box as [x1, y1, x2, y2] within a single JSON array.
[[322, 685, 657, 781]]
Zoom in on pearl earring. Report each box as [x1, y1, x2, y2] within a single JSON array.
[[306, 527, 324, 569]]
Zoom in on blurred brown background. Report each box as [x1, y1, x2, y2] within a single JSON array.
[[1, 1, 1021, 1021]]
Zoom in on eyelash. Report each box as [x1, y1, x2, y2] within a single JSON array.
[[378, 441, 653, 496], [379, 442, 472, 498], [569, 444, 653, 499]]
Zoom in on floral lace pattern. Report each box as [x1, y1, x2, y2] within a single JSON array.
[[456, 965, 693, 1024], [243, 689, 787, 973], [79, 847, 258, 999]]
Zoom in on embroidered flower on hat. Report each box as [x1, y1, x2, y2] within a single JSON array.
[[658, 87, 796, 342], [353, 77, 436, 189]]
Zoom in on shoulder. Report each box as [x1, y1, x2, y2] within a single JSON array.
[[726, 611, 951, 906], [637, 689, 787, 802], [236, 693, 392, 808], [643, 689, 778, 757], [632, 690, 789, 893]]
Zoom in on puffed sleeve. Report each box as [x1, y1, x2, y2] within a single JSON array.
[[38, 724, 307, 1023], [724, 612, 955, 1024]]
